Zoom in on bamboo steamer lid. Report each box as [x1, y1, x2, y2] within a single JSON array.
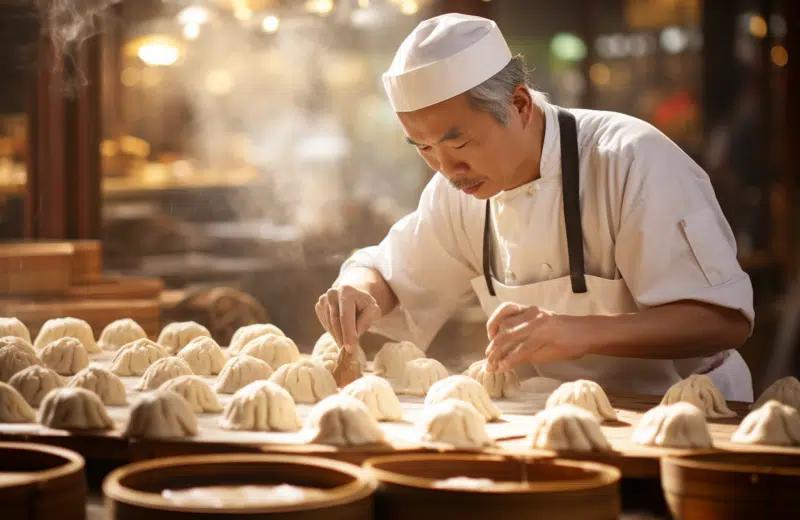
[[0, 442, 86, 520], [0, 243, 73, 296], [103, 454, 377, 519], [363, 453, 621, 520]]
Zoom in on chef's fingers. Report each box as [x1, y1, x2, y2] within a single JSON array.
[[356, 299, 381, 336], [486, 302, 528, 340], [315, 298, 330, 333], [516, 343, 564, 367], [327, 289, 344, 347], [338, 288, 358, 353], [485, 317, 537, 362]]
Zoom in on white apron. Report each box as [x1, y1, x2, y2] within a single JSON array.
[[470, 109, 753, 402]]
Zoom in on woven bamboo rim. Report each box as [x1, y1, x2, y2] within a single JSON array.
[[662, 449, 800, 476], [0, 441, 85, 486]]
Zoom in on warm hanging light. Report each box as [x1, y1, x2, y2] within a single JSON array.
[[400, 0, 419, 15], [136, 37, 180, 67], [233, 0, 253, 21], [183, 22, 200, 40], [177, 6, 211, 26], [262, 15, 280, 33], [305, 0, 334, 15]]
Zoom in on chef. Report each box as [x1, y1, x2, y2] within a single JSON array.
[[315, 14, 755, 401]]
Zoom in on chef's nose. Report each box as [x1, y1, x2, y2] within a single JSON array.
[[436, 149, 469, 177]]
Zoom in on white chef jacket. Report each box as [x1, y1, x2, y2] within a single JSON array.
[[341, 97, 755, 352]]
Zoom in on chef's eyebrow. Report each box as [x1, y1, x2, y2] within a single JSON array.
[[405, 126, 463, 146]]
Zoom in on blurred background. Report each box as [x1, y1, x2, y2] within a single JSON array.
[[0, 0, 796, 391]]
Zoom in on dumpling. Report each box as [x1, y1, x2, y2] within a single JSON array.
[[177, 337, 226, 375], [40, 337, 89, 376], [34, 317, 100, 353], [268, 359, 338, 404], [123, 389, 198, 439], [98, 318, 148, 351], [311, 333, 367, 373], [239, 334, 300, 369], [161, 375, 222, 413], [9, 365, 63, 407], [0, 343, 42, 382], [632, 402, 713, 449], [157, 321, 211, 354], [373, 341, 426, 380], [0, 335, 37, 358], [304, 394, 386, 446], [229, 323, 285, 354], [527, 404, 612, 452], [424, 375, 501, 422], [546, 380, 617, 422], [752, 377, 800, 410], [135, 357, 194, 391], [215, 355, 273, 394], [68, 367, 127, 406], [219, 380, 300, 432], [110, 338, 169, 376], [464, 359, 520, 399], [660, 374, 736, 418], [731, 400, 800, 446], [0, 317, 31, 343], [419, 399, 492, 449], [0, 382, 36, 422], [398, 358, 448, 397], [38, 387, 115, 431], [341, 375, 403, 421]]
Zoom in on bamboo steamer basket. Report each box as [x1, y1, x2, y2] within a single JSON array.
[[661, 451, 800, 519], [69, 240, 103, 284], [103, 454, 377, 519], [0, 442, 86, 520], [0, 242, 74, 295], [363, 453, 621, 520]]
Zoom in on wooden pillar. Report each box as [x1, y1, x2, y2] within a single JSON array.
[[787, 0, 799, 271]]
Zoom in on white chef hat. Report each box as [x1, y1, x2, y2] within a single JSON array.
[[383, 14, 512, 113]]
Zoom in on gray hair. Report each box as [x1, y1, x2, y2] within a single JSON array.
[[466, 55, 538, 126]]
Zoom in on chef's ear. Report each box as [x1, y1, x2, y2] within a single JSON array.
[[511, 84, 534, 127]]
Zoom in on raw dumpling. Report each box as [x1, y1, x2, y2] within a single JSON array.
[[38, 387, 115, 431], [268, 359, 338, 404], [40, 337, 89, 376], [215, 355, 273, 394], [0, 335, 37, 358], [419, 399, 491, 449], [161, 375, 222, 413], [98, 318, 148, 351], [123, 389, 198, 439], [731, 400, 800, 446], [398, 358, 448, 397], [177, 337, 226, 375], [373, 341, 425, 380], [229, 323, 285, 354], [546, 380, 617, 422], [464, 359, 520, 399], [660, 374, 736, 419], [9, 365, 63, 407], [632, 402, 713, 449], [68, 366, 127, 406], [341, 375, 403, 421], [34, 317, 100, 353], [136, 357, 194, 391], [424, 375, 501, 422], [312, 333, 367, 373], [0, 343, 42, 382], [527, 404, 612, 452], [239, 334, 300, 369], [0, 382, 36, 422], [305, 394, 386, 446], [752, 377, 800, 410], [110, 339, 169, 376], [219, 380, 300, 432], [157, 321, 211, 354], [0, 317, 31, 343]]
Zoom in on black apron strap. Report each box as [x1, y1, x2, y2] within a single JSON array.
[[482, 200, 496, 296]]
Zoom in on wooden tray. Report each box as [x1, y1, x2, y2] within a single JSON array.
[[0, 242, 74, 296], [67, 276, 164, 301]]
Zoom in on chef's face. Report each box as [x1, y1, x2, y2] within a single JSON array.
[[398, 85, 535, 199]]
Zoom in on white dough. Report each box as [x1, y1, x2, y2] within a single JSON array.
[[219, 380, 300, 432], [398, 358, 448, 397], [424, 375, 500, 422], [124, 389, 198, 439], [9, 365, 63, 407], [177, 336, 227, 375], [527, 404, 612, 452], [98, 318, 148, 351], [268, 359, 338, 404], [632, 402, 713, 449], [0, 335, 38, 358], [731, 400, 800, 446], [157, 321, 211, 354], [34, 317, 99, 353], [304, 394, 386, 446], [38, 387, 114, 431], [40, 337, 89, 376], [229, 323, 285, 354], [161, 375, 222, 413], [752, 377, 800, 411], [341, 375, 403, 421], [0, 317, 31, 343], [215, 355, 273, 394], [419, 399, 491, 449], [0, 381, 36, 422], [68, 366, 127, 406], [239, 334, 300, 369], [136, 357, 194, 391], [312, 333, 367, 373], [110, 339, 169, 376], [373, 341, 425, 380], [546, 380, 618, 422], [464, 359, 520, 399], [0, 343, 42, 382], [660, 374, 736, 419]]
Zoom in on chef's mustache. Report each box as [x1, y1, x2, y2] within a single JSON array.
[[449, 178, 482, 189]]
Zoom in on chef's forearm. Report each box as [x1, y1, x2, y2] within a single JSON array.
[[334, 266, 399, 317], [584, 301, 750, 359]]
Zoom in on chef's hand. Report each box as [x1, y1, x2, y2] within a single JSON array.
[[315, 284, 381, 353], [484, 302, 590, 372]]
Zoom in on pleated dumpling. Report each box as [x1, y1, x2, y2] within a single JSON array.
[[341, 375, 403, 421], [0, 382, 36, 423], [40, 337, 89, 376], [752, 377, 800, 411], [0, 335, 37, 357], [373, 341, 425, 380], [157, 321, 211, 354], [305, 394, 386, 447], [219, 380, 300, 432], [398, 358, 448, 397], [161, 375, 222, 413], [419, 399, 491, 449], [464, 359, 520, 399], [135, 357, 194, 391], [38, 387, 115, 431], [98, 318, 148, 351], [546, 380, 617, 422], [34, 317, 99, 353], [123, 389, 198, 439], [0, 343, 42, 382], [660, 374, 736, 419], [632, 402, 713, 449], [312, 333, 367, 373], [9, 365, 63, 407], [177, 337, 226, 375], [268, 359, 337, 404], [239, 334, 300, 370], [228, 323, 285, 354], [110, 339, 168, 376], [731, 400, 800, 446], [424, 375, 500, 422], [0, 317, 31, 343], [68, 366, 127, 406], [527, 404, 612, 452], [215, 355, 273, 394]]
